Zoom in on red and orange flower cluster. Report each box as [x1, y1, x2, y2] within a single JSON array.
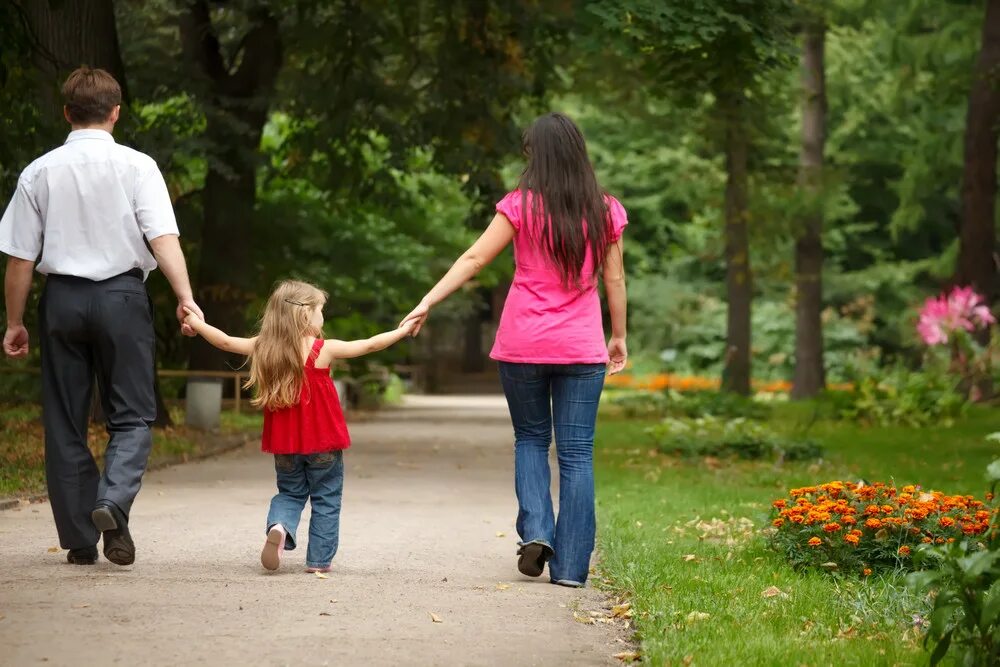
[[605, 372, 853, 394], [769, 480, 994, 574]]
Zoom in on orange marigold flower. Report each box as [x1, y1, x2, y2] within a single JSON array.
[[863, 568, 872, 576], [865, 518, 882, 529], [936, 537, 946, 544], [845, 534, 860, 546], [976, 510, 990, 521], [865, 505, 881, 516], [947, 538, 956, 543], [939, 517, 956, 528], [898, 546, 911, 556], [772, 519, 784, 528], [842, 516, 857, 526], [807, 537, 822, 547], [850, 529, 863, 537], [881, 505, 895, 514], [772, 500, 787, 509], [790, 515, 805, 524], [922, 536, 933, 543], [902, 485, 916, 494], [823, 523, 842, 533]]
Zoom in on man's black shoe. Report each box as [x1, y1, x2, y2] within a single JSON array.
[[91, 503, 135, 566], [66, 546, 98, 565]]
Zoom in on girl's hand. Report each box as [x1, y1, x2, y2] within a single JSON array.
[[400, 318, 418, 336], [181, 306, 203, 330], [607, 336, 627, 375], [399, 300, 430, 336]]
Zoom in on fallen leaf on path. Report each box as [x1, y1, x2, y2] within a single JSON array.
[[573, 612, 595, 625], [0, 614, 5, 622], [682, 554, 697, 562], [761, 586, 789, 599], [685, 611, 710, 623], [495, 583, 511, 591], [319, 612, 332, 617], [47, 546, 60, 553], [330, 599, 338, 603], [73, 603, 90, 609], [613, 651, 641, 663], [429, 612, 443, 623], [495, 531, 506, 538], [314, 572, 329, 579]]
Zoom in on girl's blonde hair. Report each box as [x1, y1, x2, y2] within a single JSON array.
[[246, 280, 328, 411]]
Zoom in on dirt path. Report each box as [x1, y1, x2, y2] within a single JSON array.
[[0, 395, 625, 666]]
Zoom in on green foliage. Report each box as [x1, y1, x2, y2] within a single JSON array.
[[907, 458, 1000, 667], [832, 368, 967, 428], [648, 415, 822, 462], [604, 389, 771, 420]]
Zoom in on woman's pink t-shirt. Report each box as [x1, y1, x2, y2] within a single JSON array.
[[490, 190, 628, 365]]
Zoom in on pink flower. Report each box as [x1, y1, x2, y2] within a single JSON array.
[[917, 286, 995, 346]]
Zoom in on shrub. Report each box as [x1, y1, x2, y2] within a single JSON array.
[[648, 416, 821, 462], [603, 390, 772, 420], [832, 368, 967, 427], [907, 460, 1000, 666], [769, 481, 992, 575]]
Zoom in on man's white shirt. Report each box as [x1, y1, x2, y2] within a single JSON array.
[[0, 129, 179, 281]]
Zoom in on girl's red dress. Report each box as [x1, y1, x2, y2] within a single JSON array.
[[261, 337, 350, 454]]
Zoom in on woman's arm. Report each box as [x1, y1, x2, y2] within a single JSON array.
[[182, 307, 256, 356], [321, 321, 416, 361], [400, 213, 515, 335], [603, 239, 628, 375]]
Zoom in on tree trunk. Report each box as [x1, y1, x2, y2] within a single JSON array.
[[17, 0, 128, 117], [792, 21, 827, 400], [957, 0, 1000, 306], [180, 2, 282, 374], [720, 91, 752, 396]]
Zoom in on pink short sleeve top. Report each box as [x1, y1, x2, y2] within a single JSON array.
[[489, 189, 628, 365]]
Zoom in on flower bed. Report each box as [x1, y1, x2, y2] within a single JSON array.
[[605, 372, 853, 394], [769, 481, 993, 575]]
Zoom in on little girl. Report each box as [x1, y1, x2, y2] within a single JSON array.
[[183, 279, 414, 572]]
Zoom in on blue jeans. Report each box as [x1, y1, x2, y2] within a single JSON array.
[[498, 362, 606, 585], [265, 451, 344, 569]]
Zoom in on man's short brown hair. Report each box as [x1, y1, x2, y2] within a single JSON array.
[[62, 66, 122, 124]]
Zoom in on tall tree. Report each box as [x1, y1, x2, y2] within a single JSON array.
[[792, 17, 827, 398], [588, 0, 794, 394], [179, 2, 282, 372], [957, 0, 1000, 306]]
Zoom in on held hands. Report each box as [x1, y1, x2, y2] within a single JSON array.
[[607, 336, 627, 375], [3, 324, 29, 358], [399, 300, 430, 336], [399, 318, 419, 336], [177, 299, 204, 337], [181, 306, 204, 332]]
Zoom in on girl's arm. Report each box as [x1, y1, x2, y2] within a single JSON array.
[[321, 321, 416, 361], [602, 239, 628, 375], [399, 213, 515, 335], [182, 307, 256, 356]]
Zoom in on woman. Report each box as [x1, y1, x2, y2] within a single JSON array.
[[401, 112, 627, 587]]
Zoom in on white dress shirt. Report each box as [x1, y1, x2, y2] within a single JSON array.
[[0, 129, 179, 281]]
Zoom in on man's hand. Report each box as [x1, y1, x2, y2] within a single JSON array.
[[177, 299, 203, 337], [3, 324, 29, 358], [607, 336, 628, 375]]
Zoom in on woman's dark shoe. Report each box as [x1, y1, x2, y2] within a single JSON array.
[[66, 546, 98, 565], [92, 503, 135, 566], [516, 542, 553, 577]]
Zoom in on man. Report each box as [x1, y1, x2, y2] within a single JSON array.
[[0, 67, 203, 566]]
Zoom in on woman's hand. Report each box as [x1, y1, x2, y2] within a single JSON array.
[[399, 300, 431, 336], [607, 336, 627, 375]]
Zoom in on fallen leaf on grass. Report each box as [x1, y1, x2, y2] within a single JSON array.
[[685, 611, 710, 623], [573, 612, 595, 625], [314, 572, 329, 579], [429, 612, 443, 623], [683, 656, 694, 666], [611, 602, 633, 619], [820, 562, 839, 570], [682, 554, 697, 562], [613, 651, 641, 663], [761, 586, 789, 599], [47, 546, 59, 553]]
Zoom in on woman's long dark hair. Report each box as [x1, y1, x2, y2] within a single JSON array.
[[519, 112, 611, 288]]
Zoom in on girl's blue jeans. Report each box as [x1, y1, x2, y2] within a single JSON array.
[[265, 451, 344, 569], [498, 361, 606, 585]]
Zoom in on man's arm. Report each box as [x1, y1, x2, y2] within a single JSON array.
[[3, 257, 34, 357], [148, 234, 202, 336]]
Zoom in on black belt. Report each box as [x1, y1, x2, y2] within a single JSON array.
[[48, 268, 143, 283]]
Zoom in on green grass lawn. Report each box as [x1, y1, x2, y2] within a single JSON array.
[[594, 405, 999, 666], [0, 404, 263, 497]]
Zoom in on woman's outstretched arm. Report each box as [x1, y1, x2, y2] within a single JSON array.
[[400, 213, 515, 335], [603, 239, 628, 374]]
